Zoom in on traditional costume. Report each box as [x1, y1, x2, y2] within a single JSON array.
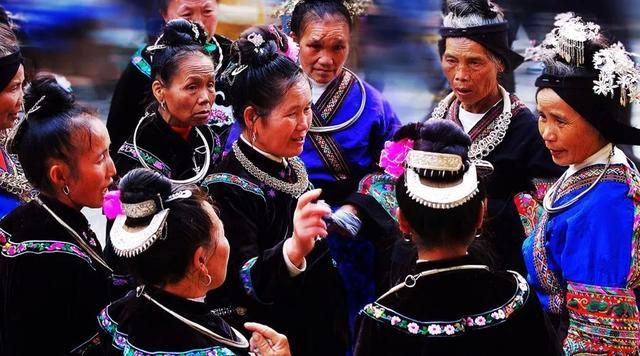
[[354, 147, 561, 355], [0, 196, 114, 355], [522, 13, 640, 354], [202, 137, 348, 356]]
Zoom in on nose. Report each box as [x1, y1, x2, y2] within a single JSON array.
[[298, 113, 311, 131], [317, 53, 332, 66], [539, 121, 556, 142], [106, 155, 117, 179], [454, 64, 470, 82]]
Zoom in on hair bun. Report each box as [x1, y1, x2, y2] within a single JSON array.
[[119, 168, 173, 205], [234, 26, 284, 68], [444, 0, 501, 20], [161, 19, 207, 48], [24, 73, 75, 120]]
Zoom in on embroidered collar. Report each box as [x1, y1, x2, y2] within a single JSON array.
[[566, 143, 630, 177]]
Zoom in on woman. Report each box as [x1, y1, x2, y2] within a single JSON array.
[[0, 74, 117, 354], [0, 22, 30, 217], [426, 0, 562, 272], [114, 19, 226, 184], [100, 168, 291, 355], [278, 0, 400, 205], [107, 0, 233, 156], [202, 26, 348, 356], [354, 119, 560, 355], [523, 13, 640, 354]]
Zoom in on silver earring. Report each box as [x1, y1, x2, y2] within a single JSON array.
[[252, 131, 257, 143], [63, 185, 70, 196], [160, 101, 167, 111], [202, 273, 212, 287]]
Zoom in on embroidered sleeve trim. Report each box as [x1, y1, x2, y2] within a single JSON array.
[[131, 45, 151, 78], [357, 173, 398, 220], [98, 307, 236, 355], [564, 281, 640, 355], [514, 178, 556, 237], [118, 142, 173, 178], [361, 271, 530, 337], [240, 257, 258, 298], [0, 232, 95, 269], [201, 173, 265, 200], [625, 168, 640, 288]]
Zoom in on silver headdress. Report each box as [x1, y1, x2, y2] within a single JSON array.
[[110, 190, 192, 258], [274, 0, 372, 18], [6, 95, 46, 154], [404, 151, 483, 210]]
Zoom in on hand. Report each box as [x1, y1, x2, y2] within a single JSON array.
[[245, 322, 291, 356], [286, 189, 331, 267], [331, 204, 362, 237]]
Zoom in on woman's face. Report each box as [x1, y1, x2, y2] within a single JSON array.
[[295, 16, 350, 85], [65, 118, 117, 209], [203, 202, 229, 290], [536, 88, 608, 166], [0, 64, 24, 130], [441, 38, 502, 113], [156, 52, 215, 128], [252, 79, 312, 158], [163, 0, 218, 39]]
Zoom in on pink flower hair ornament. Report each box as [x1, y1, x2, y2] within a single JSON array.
[[379, 138, 414, 178], [103, 190, 124, 220]]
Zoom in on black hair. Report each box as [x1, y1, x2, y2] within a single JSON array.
[[118, 168, 219, 286], [224, 25, 306, 127], [0, 22, 18, 56], [149, 19, 213, 85], [14, 73, 95, 194], [290, 0, 352, 37], [395, 120, 486, 248]]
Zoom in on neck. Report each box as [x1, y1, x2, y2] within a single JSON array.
[[159, 108, 190, 128], [240, 132, 284, 162], [161, 277, 207, 300], [49, 192, 83, 212], [461, 86, 502, 113], [417, 244, 469, 262]]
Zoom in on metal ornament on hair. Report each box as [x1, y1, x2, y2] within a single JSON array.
[[308, 68, 367, 133], [132, 111, 211, 185], [274, 0, 372, 18]]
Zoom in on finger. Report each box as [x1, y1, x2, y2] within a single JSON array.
[[298, 204, 332, 220], [296, 189, 322, 210], [245, 322, 280, 340], [250, 332, 271, 353]]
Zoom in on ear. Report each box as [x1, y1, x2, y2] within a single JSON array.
[[192, 245, 208, 273], [243, 106, 258, 131], [48, 161, 70, 191], [476, 198, 487, 230], [396, 208, 412, 235], [152, 80, 165, 105], [289, 32, 299, 44]]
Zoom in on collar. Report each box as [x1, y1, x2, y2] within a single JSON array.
[[566, 143, 629, 177], [239, 134, 287, 167], [310, 77, 329, 104], [38, 195, 91, 236], [169, 125, 193, 141], [415, 254, 481, 273]]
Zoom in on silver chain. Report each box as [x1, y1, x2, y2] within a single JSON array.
[[232, 141, 309, 198]]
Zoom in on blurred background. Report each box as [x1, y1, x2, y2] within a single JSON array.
[[3, 0, 640, 240]]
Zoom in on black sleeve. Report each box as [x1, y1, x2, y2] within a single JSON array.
[[106, 62, 151, 158], [353, 313, 389, 356]]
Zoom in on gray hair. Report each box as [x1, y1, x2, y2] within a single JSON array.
[[442, 0, 505, 28], [0, 24, 18, 57]]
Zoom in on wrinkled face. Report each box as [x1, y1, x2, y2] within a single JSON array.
[[0, 64, 24, 130], [163, 0, 218, 39], [536, 88, 608, 166], [253, 78, 312, 158], [296, 16, 350, 84], [65, 118, 117, 209], [202, 202, 229, 290], [441, 38, 502, 113], [157, 52, 215, 127]]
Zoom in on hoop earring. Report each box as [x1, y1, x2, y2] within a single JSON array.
[[252, 131, 257, 144], [201, 273, 212, 287], [160, 100, 167, 111], [63, 185, 70, 196]]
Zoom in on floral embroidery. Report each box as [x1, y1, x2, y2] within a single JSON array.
[[362, 271, 529, 337], [98, 307, 237, 355], [624, 168, 640, 288], [240, 257, 258, 298], [513, 178, 556, 236], [0, 231, 94, 268], [201, 173, 264, 200], [357, 173, 398, 220], [118, 143, 172, 177], [131, 45, 151, 78], [564, 281, 639, 354], [208, 106, 235, 128]]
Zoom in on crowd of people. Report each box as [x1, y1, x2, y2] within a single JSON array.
[[1, 0, 640, 355]]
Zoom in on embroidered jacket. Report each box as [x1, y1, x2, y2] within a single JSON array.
[[354, 255, 561, 355], [0, 196, 111, 355], [202, 138, 348, 356], [523, 160, 640, 354]]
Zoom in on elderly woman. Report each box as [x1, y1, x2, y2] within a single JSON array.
[[353, 119, 560, 355], [202, 25, 348, 356], [100, 168, 290, 355], [523, 13, 640, 354], [107, 0, 232, 156], [114, 19, 225, 184], [0, 74, 117, 354], [427, 0, 562, 272], [0, 23, 30, 216]]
